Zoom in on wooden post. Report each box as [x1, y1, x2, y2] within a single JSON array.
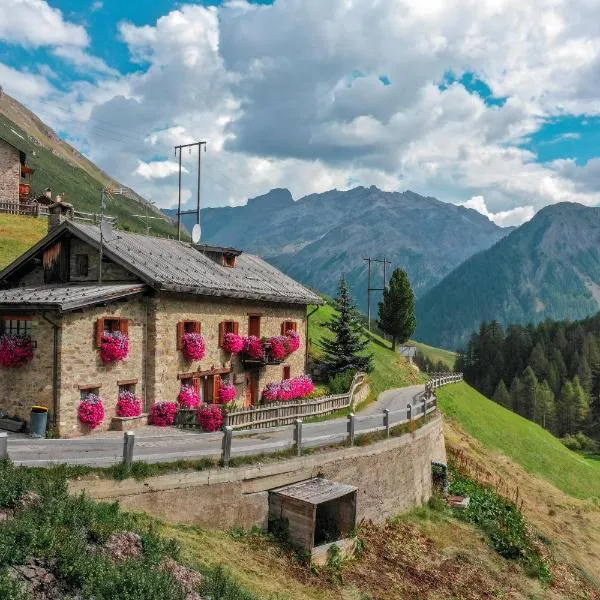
[[222, 426, 233, 467], [383, 408, 390, 438], [422, 396, 427, 416], [122, 431, 135, 466], [0, 432, 7, 460], [347, 413, 355, 446], [294, 418, 303, 456], [407, 403, 412, 422]]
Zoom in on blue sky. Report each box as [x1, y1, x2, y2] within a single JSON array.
[[1, 0, 600, 224]]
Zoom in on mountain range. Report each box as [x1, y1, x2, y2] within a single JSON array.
[[416, 202, 600, 349], [166, 186, 511, 311]]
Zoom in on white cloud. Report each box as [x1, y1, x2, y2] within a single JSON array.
[[91, 1, 103, 12], [0, 0, 88, 48], [0, 62, 54, 100], [135, 160, 187, 180], [460, 195, 535, 227], [52, 47, 117, 76]]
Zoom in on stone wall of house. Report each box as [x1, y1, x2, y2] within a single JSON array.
[[149, 295, 307, 407], [58, 298, 148, 437], [69, 238, 137, 283], [0, 315, 56, 423], [0, 139, 20, 205]]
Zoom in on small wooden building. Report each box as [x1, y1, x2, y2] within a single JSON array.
[[269, 478, 357, 554]]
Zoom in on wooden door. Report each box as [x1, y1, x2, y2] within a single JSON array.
[[244, 371, 258, 407]]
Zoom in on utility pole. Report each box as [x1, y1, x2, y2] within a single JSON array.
[[363, 256, 392, 332], [175, 141, 207, 240]]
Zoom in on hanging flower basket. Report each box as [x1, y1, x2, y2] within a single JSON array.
[[197, 404, 224, 432], [178, 385, 201, 409], [286, 330, 301, 353], [242, 336, 265, 361], [182, 332, 206, 361], [79, 393, 105, 429], [262, 375, 315, 403], [116, 390, 142, 418], [0, 334, 34, 368], [222, 332, 244, 354], [100, 332, 129, 363], [150, 401, 178, 426], [266, 336, 289, 362], [218, 383, 236, 404]]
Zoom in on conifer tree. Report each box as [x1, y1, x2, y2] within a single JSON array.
[[536, 380, 556, 431], [557, 380, 575, 436], [377, 268, 416, 350], [492, 379, 510, 408], [320, 276, 373, 375], [521, 366, 538, 421]]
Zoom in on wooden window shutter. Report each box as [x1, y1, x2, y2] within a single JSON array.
[[283, 365, 291, 380], [95, 318, 105, 347], [281, 322, 286, 335], [213, 375, 221, 403], [177, 322, 185, 350], [119, 318, 129, 336], [219, 322, 225, 347], [233, 321, 239, 335], [194, 321, 201, 334], [193, 377, 201, 396]]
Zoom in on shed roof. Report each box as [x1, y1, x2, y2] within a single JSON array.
[[0, 284, 146, 311], [271, 478, 357, 505]]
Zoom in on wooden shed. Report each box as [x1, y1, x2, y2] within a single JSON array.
[[268, 478, 357, 551]]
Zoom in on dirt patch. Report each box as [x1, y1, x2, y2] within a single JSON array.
[[8, 558, 64, 600], [104, 531, 143, 562]]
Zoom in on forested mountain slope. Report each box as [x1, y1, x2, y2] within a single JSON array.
[[416, 202, 600, 349]]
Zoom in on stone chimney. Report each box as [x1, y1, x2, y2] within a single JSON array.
[[48, 201, 74, 233], [44, 188, 52, 201]]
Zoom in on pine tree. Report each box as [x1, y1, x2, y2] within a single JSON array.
[[557, 380, 575, 436], [537, 380, 556, 431], [492, 379, 511, 408], [521, 366, 538, 421], [509, 376, 525, 415], [320, 276, 373, 375], [377, 268, 416, 351], [572, 376, 589, 430]]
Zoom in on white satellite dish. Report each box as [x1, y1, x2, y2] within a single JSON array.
[[192, 223, 201, 244]]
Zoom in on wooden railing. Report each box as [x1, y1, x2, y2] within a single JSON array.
[[73, 211, 117, 225], [0, 202, 49, 217]]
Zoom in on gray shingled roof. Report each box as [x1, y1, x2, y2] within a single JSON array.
[[68, 221, 323, 306], [0, 284, 146, 311]]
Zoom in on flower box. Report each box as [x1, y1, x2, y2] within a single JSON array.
[[110, 413, 149, 431]]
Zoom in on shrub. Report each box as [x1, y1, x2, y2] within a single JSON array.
[[222, 333, 244, 354], [197, 405, 224, 432], [150, 402, 178, 427], [561, 432, 599, 453], [218, 383, 236, 404], [327, 370, 356, 394], [100, 332, 129, 363], [79, 394, 105, 429], [116, 391, 142, 418], [0, 334, 34, 368], [178, 385, 201, 409], [182, 333, 206, 361]]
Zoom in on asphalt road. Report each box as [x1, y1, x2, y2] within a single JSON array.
[[5, 384, 426, 467]]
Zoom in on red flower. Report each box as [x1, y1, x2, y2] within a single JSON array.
[[197, 404, 224, 432], [79, 394, 105, 429], [262, 375, 314, 403], [100, 332, 129, 363], [150, 401, 178, 426], [222, 332, 244, 354], [116, 391, 142, 418], [243, 336, 265, 360], [0, 334, 34, 368], [178, 385, 201, 409], [267, 336, 289, 361], [182, 332, 206, 361], [218, 383, 236, 404]]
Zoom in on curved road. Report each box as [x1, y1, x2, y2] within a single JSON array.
[[6, 384, 426, 468]]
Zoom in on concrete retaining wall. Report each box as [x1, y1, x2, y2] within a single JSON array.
[[70, 415, 446, 529]]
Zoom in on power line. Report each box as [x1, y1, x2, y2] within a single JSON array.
[[174, 141, 206, 241]]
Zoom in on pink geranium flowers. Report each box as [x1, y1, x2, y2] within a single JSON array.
[[243, 336, 265, 360], [182, 332, 206, 361], [197, 404, 224, 432], [262, 375, 314, 403], [0, 334, 34, 368], [100, 332, 129, 363], [218, 383, 236, 404], [150, 401, 178, 426], [116, 390, 143, 418], [178, 384, 201, 409], [222, 332, 245, 354], [79, 393, 105, 429], [240, 332, 301, 362]]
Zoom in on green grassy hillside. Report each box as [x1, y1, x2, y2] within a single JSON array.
[[0, 214, 47, 269], [437, 382, 600, 499], [308, 303, 425, 398], [412, 340, 456, 369]]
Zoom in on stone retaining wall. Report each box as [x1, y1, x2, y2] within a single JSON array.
[[69, 415, 446, 529]]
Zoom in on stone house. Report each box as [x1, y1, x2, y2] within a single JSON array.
[[0, 135, 26, 206], [0, 203, 322, 437]]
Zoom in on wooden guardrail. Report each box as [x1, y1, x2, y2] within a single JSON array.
[[0, 202, 49, 217]]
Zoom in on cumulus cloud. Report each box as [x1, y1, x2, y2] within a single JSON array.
[[0, 0, 88, 48], [5, 0, 600, 218], [460, 195, 535, 227]]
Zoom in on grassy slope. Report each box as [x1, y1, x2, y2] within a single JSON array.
[[308, 303, 425, 399], [437, 381, 600, 499], [411, 339, 456, 369], [0, 214, 47, 269]]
